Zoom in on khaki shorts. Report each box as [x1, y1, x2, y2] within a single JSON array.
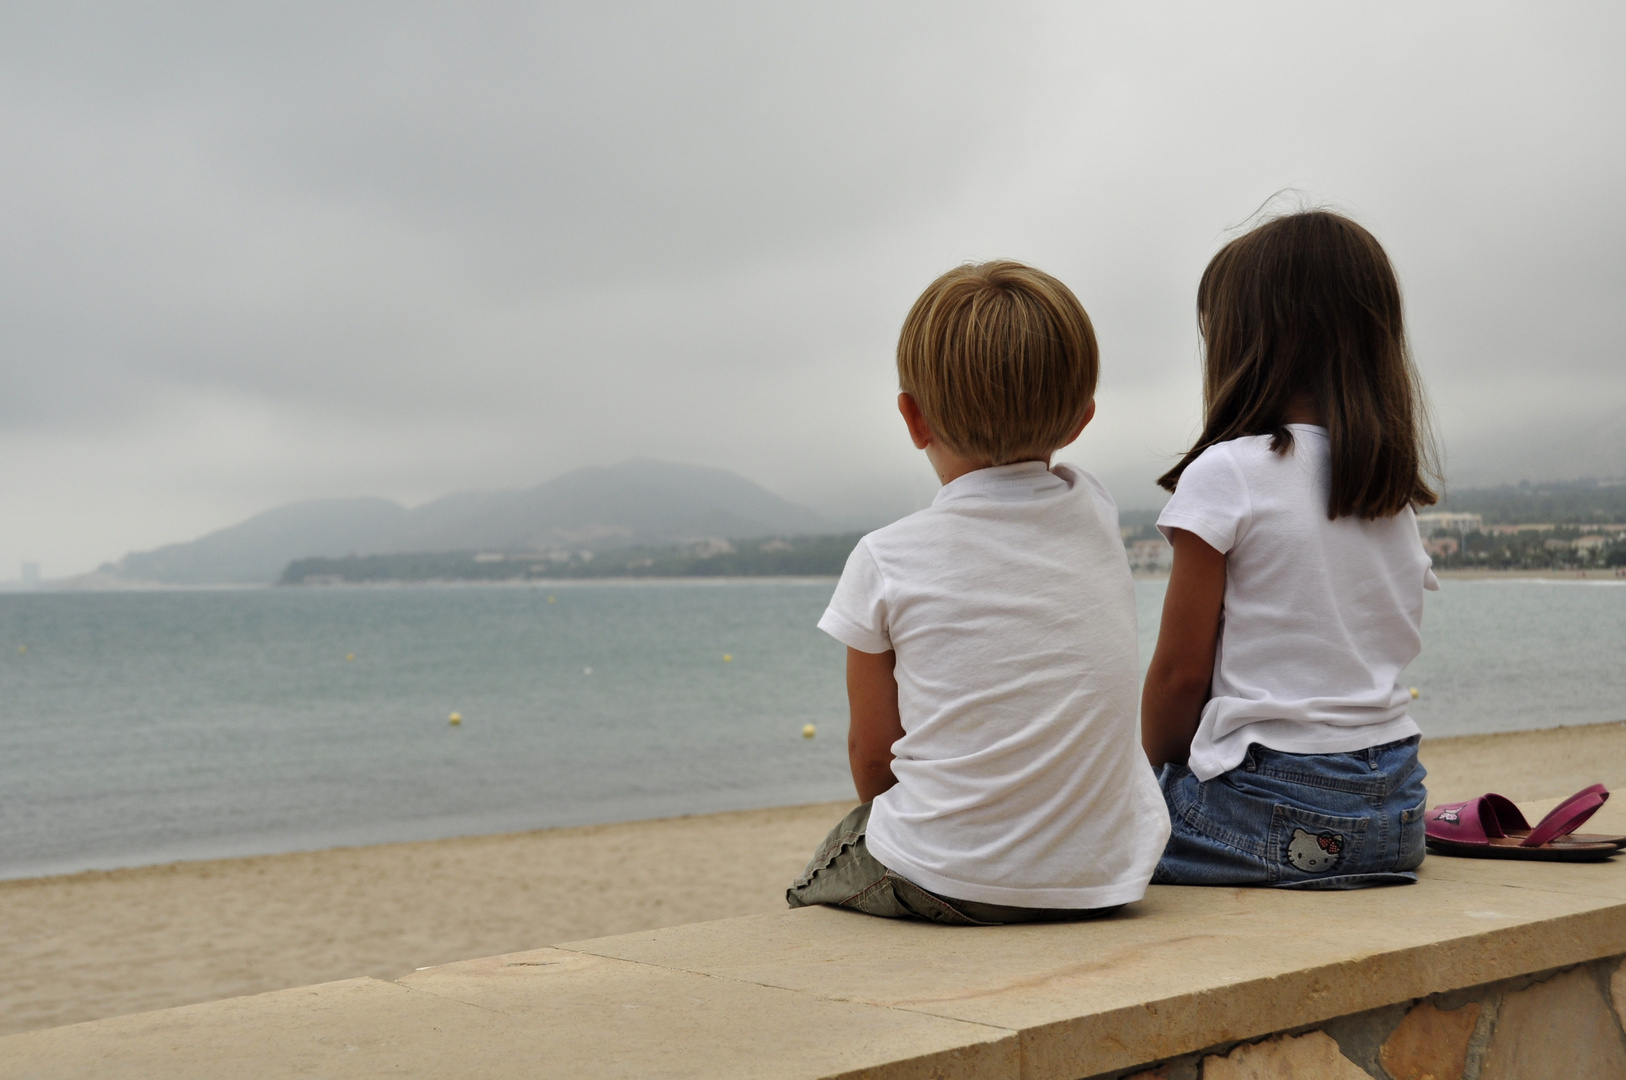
[[786, 803, 1121, 926]]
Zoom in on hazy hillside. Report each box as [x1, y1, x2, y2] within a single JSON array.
[[1436, 478, 1626, 524], [95, 460, 826, 585], [109, 498, 409, 587]]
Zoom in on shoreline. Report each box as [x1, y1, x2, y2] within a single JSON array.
[[1435, 566, 1626, 581], [12, 575, 845, 594], [1131, 567, 1626, 582], [18, 567, 1623, 592]]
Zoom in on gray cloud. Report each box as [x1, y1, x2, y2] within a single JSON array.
[[2, 3, 1624, 575]]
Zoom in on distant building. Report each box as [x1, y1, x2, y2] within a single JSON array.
[[1424, 536, 1459, 558], [1415, 511, 1482, 538], [1576, 535, 1609, 552], [693, 539, 735, 558], [1128, 537, 1173, 574]]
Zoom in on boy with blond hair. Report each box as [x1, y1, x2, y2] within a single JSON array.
[[787, 261, 1170, 924]]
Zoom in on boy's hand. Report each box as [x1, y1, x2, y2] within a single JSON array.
[[846, 648, 904, 803]]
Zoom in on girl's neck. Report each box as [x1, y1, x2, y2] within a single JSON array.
[[1281, 394, 1326, 427]]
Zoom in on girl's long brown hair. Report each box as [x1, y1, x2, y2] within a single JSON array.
[[1157, 210, 1439, 519]]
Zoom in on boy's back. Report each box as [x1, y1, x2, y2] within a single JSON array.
[[821, 461, 1170, 909], [787, 259, 1166, 925]]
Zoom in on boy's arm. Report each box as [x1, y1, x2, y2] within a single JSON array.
[[1141, 528, 1226, 768], [846, 647, 905, 803]]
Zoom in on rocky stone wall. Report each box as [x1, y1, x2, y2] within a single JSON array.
[[1094, 954, 1626, 1080]]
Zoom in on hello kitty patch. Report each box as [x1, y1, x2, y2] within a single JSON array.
[[1286, 828, 1343, 873], [1436, 806, 1461, 824]]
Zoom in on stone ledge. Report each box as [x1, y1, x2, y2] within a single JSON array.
[[8, 839, 1626, 1079], [555, 841, 1626, 1079], [5, 789, 1626, 1078]]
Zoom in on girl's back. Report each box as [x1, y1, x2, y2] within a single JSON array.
[[1142, 206, 1438, 890], [1160, 424, 1437, 781]]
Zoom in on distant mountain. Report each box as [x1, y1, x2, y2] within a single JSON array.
[[107, 498, 410, 587], [94, 459, 827, 585], [279, 532, 865, 585]]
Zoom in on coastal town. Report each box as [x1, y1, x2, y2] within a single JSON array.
[[1123, 479, 1626, 576]]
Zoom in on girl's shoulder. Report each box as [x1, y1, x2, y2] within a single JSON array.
[[1192, 429, 1326, 481], [1178, 434, 1263, 486], [1165, 431, 1328, 540]]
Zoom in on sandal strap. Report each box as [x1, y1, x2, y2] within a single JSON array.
[[1526, 789, 1609, 848]]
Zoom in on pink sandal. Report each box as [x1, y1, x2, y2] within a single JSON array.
[[1483, 785, 1626, 849], [1425, 785, 1621, 861]]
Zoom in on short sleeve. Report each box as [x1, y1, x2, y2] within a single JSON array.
[[1157, 445, 1249, 554], [817, 539, 892, 653]]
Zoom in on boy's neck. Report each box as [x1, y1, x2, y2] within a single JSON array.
[[898, 391, 1089, 488], [925, 444, 1046, 487]]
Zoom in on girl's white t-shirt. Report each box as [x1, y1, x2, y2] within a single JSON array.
[[1157, 425, 1437, 781], [818, 461, 1170, 909]]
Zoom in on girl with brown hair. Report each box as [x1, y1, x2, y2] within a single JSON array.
[[1142, 209, 1440, 889]]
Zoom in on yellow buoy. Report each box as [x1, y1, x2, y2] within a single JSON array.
[[802, 724, 816, 739], [1409, 687, 1420, 699], [548, 595, 557, 603], [345, 653, 355, 662], [16, 645, 24, 654], [448, 712, 462, 726], [723, 654, 733, 662]]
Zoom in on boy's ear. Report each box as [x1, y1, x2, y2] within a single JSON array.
[[1064, 399, 1097, 445], [898, 393, 933, 450]]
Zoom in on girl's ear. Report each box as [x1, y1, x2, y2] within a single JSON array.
[[898, 392, 933, 450]]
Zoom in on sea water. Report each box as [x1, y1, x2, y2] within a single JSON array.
[[1, 578, 1622, 879]]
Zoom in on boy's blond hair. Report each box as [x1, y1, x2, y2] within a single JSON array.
[[897, 261, 1098, 465]]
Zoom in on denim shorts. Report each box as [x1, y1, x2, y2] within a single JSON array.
[[1153, 736, 1428, 890], [786, 803, 1121, 926]]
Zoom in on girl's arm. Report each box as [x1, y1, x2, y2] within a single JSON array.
[[846, 647, 905, 803], [1141, 529, 1227, 768]]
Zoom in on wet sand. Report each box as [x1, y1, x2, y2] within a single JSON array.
[[4, 721, 1623, 1036]]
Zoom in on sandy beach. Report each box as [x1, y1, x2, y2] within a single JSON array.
[[1, 800, 855, 1036], [5, 722, 1625, 1037]]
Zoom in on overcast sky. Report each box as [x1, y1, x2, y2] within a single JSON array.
[[3, 3, 1624, 578]]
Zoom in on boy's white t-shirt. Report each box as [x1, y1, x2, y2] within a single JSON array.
[[818, 461, 1170, 909], [1157, 425, 1437, 782]]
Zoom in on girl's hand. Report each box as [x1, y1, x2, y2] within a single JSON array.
[[1141, 529, 1227, 768], [845, 647, 904, 803]]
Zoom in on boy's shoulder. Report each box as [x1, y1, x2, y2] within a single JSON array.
[[1053, 462, 1116, 509], [858, 463, 1118, 561]]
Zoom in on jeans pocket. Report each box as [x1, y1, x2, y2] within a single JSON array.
[[1270, 805, 1369, 883], [1398, 798, 1428, 870]]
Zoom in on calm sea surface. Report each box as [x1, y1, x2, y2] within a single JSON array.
[[1, 578, 1622, 879]]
